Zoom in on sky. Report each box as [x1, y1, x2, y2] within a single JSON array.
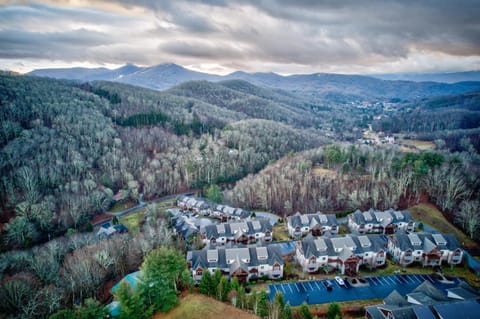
[[1, 0, 480, 75]]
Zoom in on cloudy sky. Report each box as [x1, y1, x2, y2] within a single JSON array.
[[1, 0, 480, 75]]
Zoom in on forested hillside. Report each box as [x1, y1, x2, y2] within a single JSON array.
[[373, 92, 480, 151], [0, 73, 327, 250], [228, 144, 480, 239]]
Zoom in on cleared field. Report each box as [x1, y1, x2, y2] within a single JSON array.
[[152, 293, 258, 319], [399, 139, 436, 151], [312, 166, 337, 178], [120, 211, 144, 235], [408, 203, 477, 249]]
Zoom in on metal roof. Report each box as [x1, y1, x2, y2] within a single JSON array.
[[408, 233, 422, 246], [432, 233, 447, 246], [314, 238, 328, 252], [256, 247, 268, 260], [358, 235, 372, 247]]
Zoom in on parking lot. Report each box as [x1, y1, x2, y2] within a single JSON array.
[[268, 274, 462, 306]]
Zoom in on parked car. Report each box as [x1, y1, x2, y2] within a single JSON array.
[[334, 276, 345, 286], [323, 279, 333, 291]]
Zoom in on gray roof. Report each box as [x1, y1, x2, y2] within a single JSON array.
[[288, 212, 338, 228], [190, 245, 283, 271], [349, 209, 414, 226], [364, 306, 385, 319], [368, 282, 480, 319], [298, 234, 387, 259], [390, 308, 416, 319], [202, 220, 272, 240], [178, 195, 249, 218], [384, 290, 410, 307], [433, 300, 480, 319], [446, 286, 480, 300], [171, 214, 199, 238], [390, 232, 462, 252], [412, 305, 437, 319], [412, 281, 450, 303]]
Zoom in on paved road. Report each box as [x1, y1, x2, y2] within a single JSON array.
[[93, 192, 195, 226]]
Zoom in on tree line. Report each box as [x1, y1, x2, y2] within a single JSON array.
[[228, 144, 480, 240]]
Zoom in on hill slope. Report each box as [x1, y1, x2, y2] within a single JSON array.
[[29, 64, 480, 101]]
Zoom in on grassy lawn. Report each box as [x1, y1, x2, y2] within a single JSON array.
[[273, 225, 290, 241], [116, 199, 176, 235], [120, 211, 144, 235], [408, 203, 478, 249], [152, 293, 258, 319], [108, 199, 137, 213], [399, 139, 436, 151]]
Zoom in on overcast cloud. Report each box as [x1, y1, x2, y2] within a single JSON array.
[[0, 0, 479, 74]]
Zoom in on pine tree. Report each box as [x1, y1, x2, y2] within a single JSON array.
[[327, 303, 341, 319], [199, 270, 214, 296], [256, 290, 269, 318], [298, 302, 312, 319]]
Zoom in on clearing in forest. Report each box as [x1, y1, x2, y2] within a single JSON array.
[[399, 139, 436, 151], [312, 166, 337, 178]]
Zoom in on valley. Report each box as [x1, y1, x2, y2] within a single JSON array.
[[1, 68, 480, 318]]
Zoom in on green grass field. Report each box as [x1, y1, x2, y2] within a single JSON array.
[[152, 293, 258, 319]]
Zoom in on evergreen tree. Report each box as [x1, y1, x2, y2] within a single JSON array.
[[231, 277, 240, 292], [274, 291, 285, 319], [76, 298, 109, 319], [217, 276, 231, 301], [212, 269, 223, 297], [140, 247, 187, 313], [256, 290, 270, 318], [205, 184, 223, 203], [298, 302, 313, 319], [283, 303, 293, 319], [116, 281, 148, 319], [327, 303, 341, 319], [199, 270, 214, 296]]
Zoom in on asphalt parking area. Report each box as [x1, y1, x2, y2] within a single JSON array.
[[267, 274, 462, 306]]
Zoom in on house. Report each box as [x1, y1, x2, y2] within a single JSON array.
[[387, 232, 463, 267], [296, 234, 387, 276], [212, 204, 249, 221], [188, 245, 283, 283], [365, 281, 480, 319], [348, 208, 415, 235], [177, 196, 210, 215], [170, 211, 199, 240], [177, 196, 250, 220], [97, 222, 128, 238], [201, 220, 273, 245], [287, 212, 338, 238]]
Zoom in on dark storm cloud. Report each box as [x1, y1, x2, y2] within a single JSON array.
[[112, 0, 480, 62], [160, 40, 246, 59], [0, 28, 113, 60], [0, 3, 128, 27], [1, 0, 479, 73]]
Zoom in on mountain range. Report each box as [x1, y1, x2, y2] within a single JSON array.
[[371, 71, 480, 83], [28, 63, 480, 101]]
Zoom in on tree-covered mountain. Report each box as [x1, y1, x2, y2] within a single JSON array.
[[0, 72, 329, 251], [28, 63, 480, 101], [372, 71, 480, 83], [372, 92, 480, 152]]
